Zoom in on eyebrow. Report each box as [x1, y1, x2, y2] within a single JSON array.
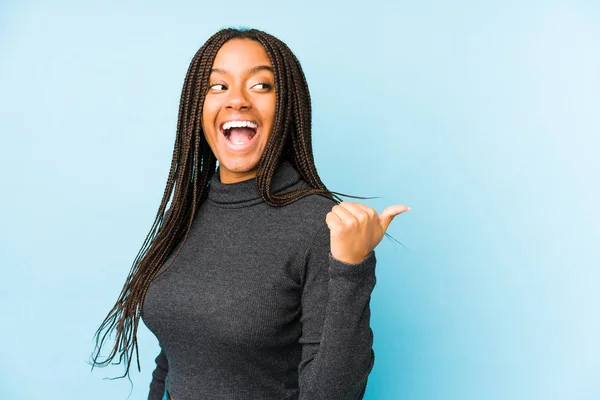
[[210, 65, 274, 75]]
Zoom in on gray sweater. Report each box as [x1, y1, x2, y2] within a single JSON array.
[[141, 159, 377, 400]]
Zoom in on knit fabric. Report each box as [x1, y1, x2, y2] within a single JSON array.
[[141, 159, 377, 400]]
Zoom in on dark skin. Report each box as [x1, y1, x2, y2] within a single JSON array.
[[201, 39, 276, 184]]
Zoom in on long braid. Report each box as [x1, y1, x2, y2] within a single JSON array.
[[90, 27, 387, 380]]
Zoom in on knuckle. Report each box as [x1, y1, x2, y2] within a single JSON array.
[[344, 217, 357, 228]]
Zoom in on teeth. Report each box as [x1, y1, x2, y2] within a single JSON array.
[[222, 120, 258, 131]]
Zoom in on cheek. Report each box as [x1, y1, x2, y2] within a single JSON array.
[[201, 105, 219, 152], [260, 96, 277, 127], [201, 99, 219, 131]]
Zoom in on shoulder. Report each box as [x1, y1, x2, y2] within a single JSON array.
[[264, 180, 337, 248], [281, 182, 337, 226]]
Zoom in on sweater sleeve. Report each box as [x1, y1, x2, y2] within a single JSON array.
[[298, 222, 377, 400], [148, 348, 169, 400]]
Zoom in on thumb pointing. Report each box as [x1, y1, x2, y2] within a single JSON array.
[[379, 205, 410, 233]]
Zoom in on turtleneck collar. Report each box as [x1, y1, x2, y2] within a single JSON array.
[[207, 159, 303, 208]]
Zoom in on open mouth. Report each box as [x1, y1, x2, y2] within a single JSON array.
[[220, 120, 258, 145]]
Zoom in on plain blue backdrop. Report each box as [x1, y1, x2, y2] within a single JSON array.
[[1, 1, 598, 399]]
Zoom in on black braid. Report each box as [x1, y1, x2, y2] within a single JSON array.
[[90, 27, 395, 380]]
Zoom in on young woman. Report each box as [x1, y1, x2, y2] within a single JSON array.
[[91, 27, 409, 400]]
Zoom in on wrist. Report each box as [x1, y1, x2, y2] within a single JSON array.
[[330, 252, 369, 265]]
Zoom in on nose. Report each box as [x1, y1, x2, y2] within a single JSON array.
[[225, 85, 251, 111]]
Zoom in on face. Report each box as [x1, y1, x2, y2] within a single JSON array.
[[202, 39, 276, 184]]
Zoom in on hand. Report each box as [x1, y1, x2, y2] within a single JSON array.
[[325, 202, 410, 264]]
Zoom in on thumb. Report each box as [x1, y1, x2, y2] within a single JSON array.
[[379, 205, 410, 233]]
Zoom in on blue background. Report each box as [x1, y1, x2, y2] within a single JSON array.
[[1, 1, 599, 399]]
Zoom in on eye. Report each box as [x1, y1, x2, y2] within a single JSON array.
[[252, 82, 272, 90], [209, 83, 227, 91]]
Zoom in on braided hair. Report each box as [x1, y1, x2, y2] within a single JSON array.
[[90, 27, 389, 379]]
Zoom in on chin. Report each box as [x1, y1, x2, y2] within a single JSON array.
[[221, 158, 258, 171], [217, 157, 261, 182]]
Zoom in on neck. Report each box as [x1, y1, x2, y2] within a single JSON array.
[[218, 169, 258, 184]]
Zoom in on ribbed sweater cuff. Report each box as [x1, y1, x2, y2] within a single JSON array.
[[328, 251, 376, 277]]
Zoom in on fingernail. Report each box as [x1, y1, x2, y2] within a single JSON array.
[[407, 207, 411, 211]]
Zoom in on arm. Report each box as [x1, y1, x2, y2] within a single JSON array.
[[148, 348, 169, 400], [298, 222, 377, 400]]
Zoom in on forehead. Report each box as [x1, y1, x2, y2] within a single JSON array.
[[211, 39, 273, 71]]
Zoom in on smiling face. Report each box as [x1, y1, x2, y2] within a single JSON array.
[[201, 39, 276, 184]]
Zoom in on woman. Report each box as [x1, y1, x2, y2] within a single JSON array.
[[91, 27, 409, 400]]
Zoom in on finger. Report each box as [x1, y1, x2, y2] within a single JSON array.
[[331, 202, 360, 227], [351, 202, 379, 220], [325, 211, 343, 236], [337, 201, 370, 223], [379, 205, 410, 233]]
